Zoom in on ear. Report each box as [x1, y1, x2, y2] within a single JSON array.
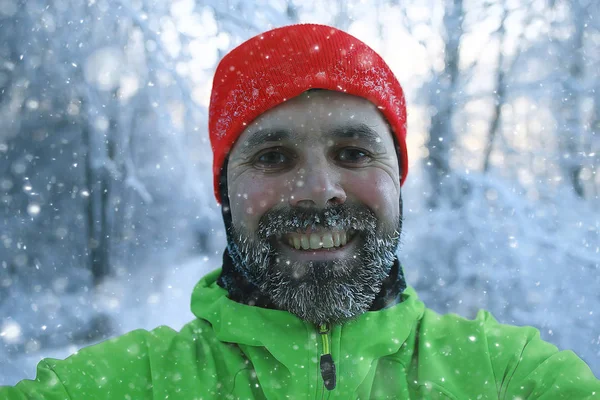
[[219, 156, 233, 224], [388, 122, 403, 178]]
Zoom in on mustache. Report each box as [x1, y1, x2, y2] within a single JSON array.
[[256, 203, 378, 239]]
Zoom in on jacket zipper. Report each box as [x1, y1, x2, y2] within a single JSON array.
[[318, 323, 336, 391]]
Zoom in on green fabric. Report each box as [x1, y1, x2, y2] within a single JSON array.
[[2, 268, 599, 399]]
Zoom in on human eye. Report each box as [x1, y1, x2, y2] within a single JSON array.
[[253, 148, 292, 169], [335, 147, 372, 164]]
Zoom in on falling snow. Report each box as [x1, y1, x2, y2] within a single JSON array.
[[0, 0, 599, 391]]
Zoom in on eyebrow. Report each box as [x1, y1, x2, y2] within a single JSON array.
[[328, 123, 386, 152], [239, 128, 293, 157], [238, 122, 387, 158]]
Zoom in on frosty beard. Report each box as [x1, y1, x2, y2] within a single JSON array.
[[227, 203, 401, 326]]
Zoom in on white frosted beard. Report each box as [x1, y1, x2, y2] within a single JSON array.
[[227, 203, 401, 326]]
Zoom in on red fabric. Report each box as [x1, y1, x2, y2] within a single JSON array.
[[209, 23, 408, 203]]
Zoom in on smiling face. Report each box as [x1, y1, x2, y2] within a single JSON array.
[[225, 90, 402, 325]]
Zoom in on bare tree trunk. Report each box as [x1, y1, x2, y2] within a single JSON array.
[[558, 0, 585, 197], [82, 99, 112, 286], [286, 0, 299, 22], [590, 82, 600, 200], [483, 6, 508, 173], [334, 0, 351, 31], [425, 0, 464, 208]]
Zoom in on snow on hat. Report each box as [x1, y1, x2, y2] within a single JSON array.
[[209, 23, 408, 204]]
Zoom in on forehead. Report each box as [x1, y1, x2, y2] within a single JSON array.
[[232, 90, 395, 151]]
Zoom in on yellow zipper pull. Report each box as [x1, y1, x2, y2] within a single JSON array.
[[318, 323, 336, 390]]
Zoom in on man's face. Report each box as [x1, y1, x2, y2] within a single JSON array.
[[226, 90, 402, 326]]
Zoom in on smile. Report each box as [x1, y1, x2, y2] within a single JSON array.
[[282, 230, 356, 250]]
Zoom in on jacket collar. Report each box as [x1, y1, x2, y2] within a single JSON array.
[[216, 248, 408, 311], [191, 267, 422, 347], [191, 268, 424, 396]]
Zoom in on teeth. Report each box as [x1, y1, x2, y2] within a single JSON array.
[[333, 232, 340, 247], [321, 233, 334, 248], [309, 234, 321, 249], [285, 231, 351, 250], [300, 235, 310, 250]]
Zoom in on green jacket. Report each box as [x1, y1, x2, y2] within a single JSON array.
[[2, 269, 598, 399]]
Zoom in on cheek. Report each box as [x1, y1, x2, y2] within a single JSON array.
[[343, 169, 399, 217], [229, 174, 292, 229]]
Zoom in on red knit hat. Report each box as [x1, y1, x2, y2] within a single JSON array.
[[209, 23, 408, 204]]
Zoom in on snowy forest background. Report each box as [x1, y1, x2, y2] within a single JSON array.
[[1, 0, 598, 384]]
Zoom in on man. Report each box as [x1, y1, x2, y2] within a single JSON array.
[[2, 23, 598, 399]]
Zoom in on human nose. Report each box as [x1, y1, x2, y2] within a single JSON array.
[[289, 162, 347, 209]]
